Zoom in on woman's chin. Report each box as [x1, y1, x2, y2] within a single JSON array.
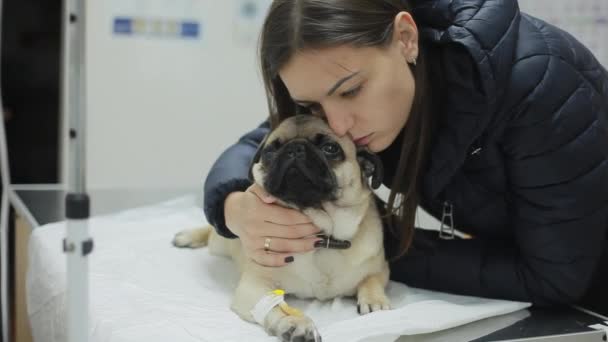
[[368, 139, 383, 153]]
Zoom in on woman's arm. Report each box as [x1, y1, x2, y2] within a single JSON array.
[[203, 120, 270, 238]]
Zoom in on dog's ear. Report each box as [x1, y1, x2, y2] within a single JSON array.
[[248, 134, 270, 182], [356, 147, 384, 190]]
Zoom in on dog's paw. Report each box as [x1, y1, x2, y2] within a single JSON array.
[[357, 294, 391, 315], [172, 229, 208, 249], [274, 315, 321, 342]]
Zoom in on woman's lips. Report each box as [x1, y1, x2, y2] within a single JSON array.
[[354, 133, 373, 146]]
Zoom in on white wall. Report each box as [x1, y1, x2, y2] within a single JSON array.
[[62, 0, 272, 189], [64, 0, 607, 196]]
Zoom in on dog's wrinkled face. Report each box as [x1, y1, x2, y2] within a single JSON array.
[[250, 115, 383, 209]]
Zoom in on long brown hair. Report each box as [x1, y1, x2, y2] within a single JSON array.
[[258, 0, 437, 260]]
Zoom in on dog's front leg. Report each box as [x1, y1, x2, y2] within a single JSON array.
[[356, 265, 391, 315], [232, 271, 321, 342]]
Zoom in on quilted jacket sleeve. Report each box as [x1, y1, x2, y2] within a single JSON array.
[[203, 120, 270, 238], [497, 51, 608, 304]]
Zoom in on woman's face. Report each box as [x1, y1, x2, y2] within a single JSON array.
[[278, 13, 419, 152]]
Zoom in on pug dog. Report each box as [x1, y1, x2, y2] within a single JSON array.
[[173, 115, 390, 342]]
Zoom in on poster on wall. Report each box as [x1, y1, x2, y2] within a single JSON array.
[[110, 0, 201, 40]]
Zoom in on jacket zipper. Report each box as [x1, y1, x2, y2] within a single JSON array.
[[422, 139, 484, 239], [439, 201, 455, 240], [436, 140, 481, 239]]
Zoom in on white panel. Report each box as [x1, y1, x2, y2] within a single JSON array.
[[519, 0, 608, 66], [69, 0, 272, 189]]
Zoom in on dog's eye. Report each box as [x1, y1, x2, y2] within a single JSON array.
[[321, 143, 340, 156]]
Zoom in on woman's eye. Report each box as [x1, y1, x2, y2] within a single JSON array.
[[341, 85, 362, 98], [308, 103, 322, 113], [322, 143, 339, 155], [296, 102, 322, 115], [302, 103, 324, 117]]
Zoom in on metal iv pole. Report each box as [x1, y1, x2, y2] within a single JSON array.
[[0, 0, 11, 339], [62, 0, 93, 341]]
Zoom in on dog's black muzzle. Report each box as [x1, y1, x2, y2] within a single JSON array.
[[264, 140, 338, 209]]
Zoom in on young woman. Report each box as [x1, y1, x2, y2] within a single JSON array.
[[203, 0, 608, 314]]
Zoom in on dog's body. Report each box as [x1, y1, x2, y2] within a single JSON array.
[[180, 196, 387, 301], [175, 115, 390, 342]]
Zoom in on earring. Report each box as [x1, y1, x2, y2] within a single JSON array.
[[408, 56, 417, 66]]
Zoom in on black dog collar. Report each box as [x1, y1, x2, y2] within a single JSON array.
[[316, 234, 351, 250]]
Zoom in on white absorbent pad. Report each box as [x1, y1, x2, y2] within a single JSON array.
[[27, 196, 531, 342]]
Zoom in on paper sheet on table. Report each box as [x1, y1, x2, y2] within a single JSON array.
[[27, 196, 530, 342]]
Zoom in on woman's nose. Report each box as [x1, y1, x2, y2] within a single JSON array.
[[324, 103, 354, 137]]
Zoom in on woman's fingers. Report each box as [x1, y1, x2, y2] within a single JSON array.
[[263, 222, 321, 239], [250, 184, 313, 226], [248, 183, 277, 204], [250, 250, 296, 267], [270, 206, 314, 225]]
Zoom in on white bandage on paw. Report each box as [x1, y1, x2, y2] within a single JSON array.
[[250, 289, 304, 325], [250, 290, 287, 325]]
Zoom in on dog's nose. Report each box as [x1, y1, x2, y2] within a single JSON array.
[[285, 142, 306, 159]]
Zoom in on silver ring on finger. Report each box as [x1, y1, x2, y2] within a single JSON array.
[[264, 237, 271, 252]]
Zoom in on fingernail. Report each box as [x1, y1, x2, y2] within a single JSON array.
[[285, 256, 294, 263], [314, 239, 327, 248]]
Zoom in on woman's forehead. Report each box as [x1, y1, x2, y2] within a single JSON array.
[[279, 46, 374, 99], [283, 46, 376, 75]]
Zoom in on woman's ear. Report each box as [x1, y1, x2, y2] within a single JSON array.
[[393, 11, 419, 63], [356, 147, 384, 190]]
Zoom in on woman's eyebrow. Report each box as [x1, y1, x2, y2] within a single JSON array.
[[292, 70, 360, 104], [326, 71, 360, 96]]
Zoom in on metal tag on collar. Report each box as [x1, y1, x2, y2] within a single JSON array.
[[439, 201, 455, 240]]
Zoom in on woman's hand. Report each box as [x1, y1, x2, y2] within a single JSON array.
[[224, 183, 323, 267]]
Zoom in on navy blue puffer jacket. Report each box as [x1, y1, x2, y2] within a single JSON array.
[[203, 0, 608, 307]]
